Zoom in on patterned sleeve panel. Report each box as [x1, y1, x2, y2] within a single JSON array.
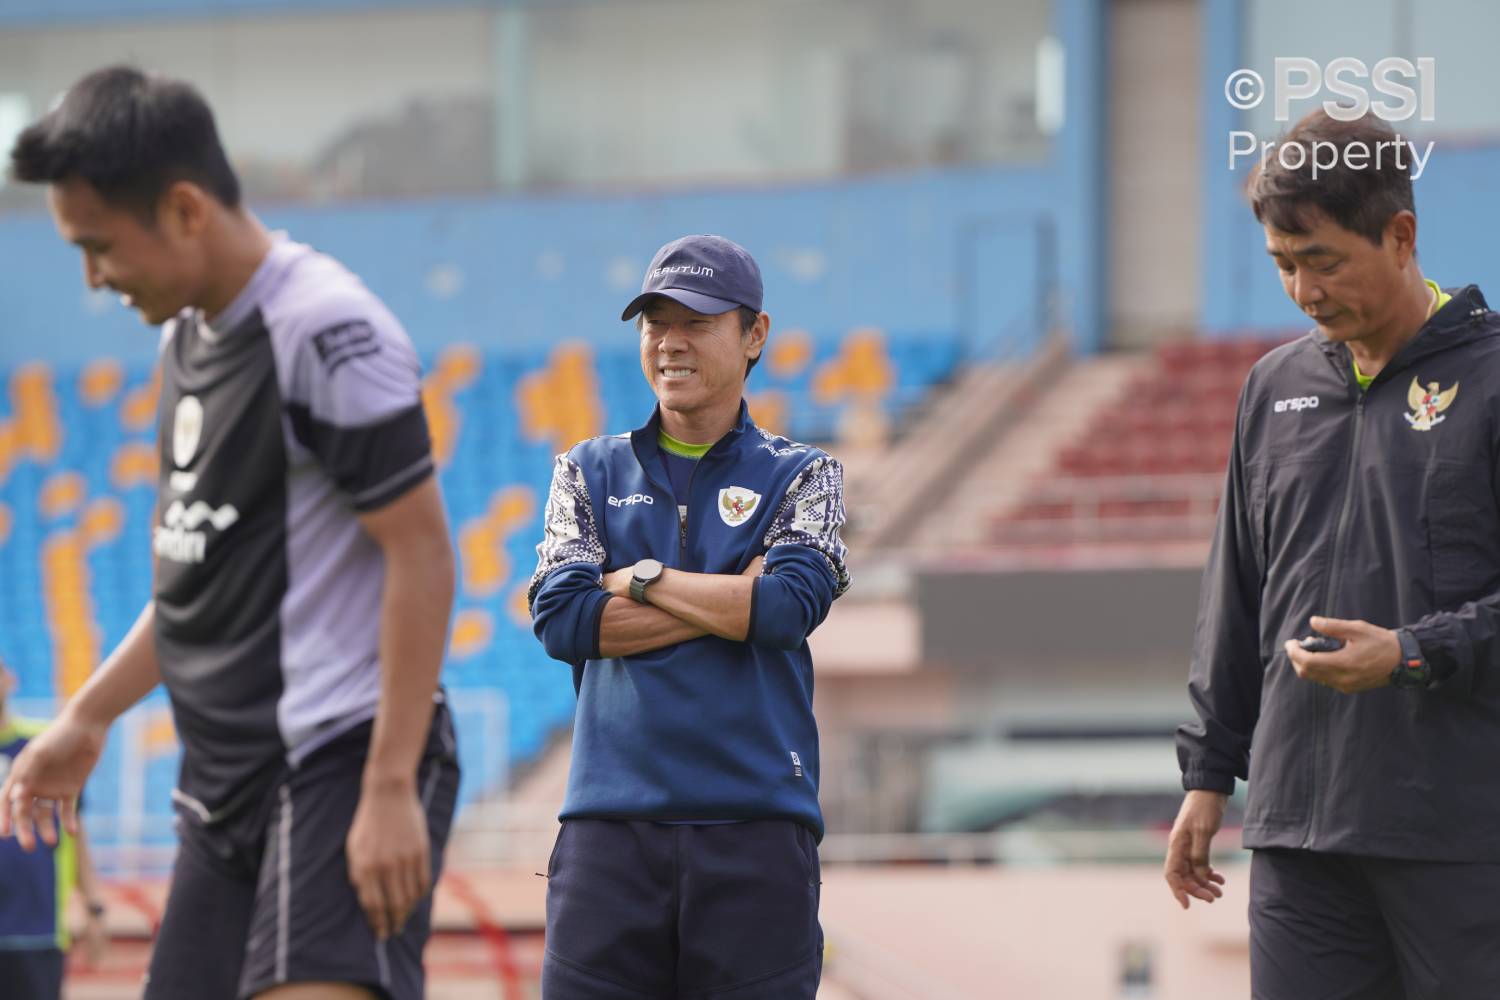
[[528, 453, 607, 613], [763, 455, 851, 598]]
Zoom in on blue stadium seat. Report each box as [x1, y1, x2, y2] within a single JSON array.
[[0, 332, 960, 865]]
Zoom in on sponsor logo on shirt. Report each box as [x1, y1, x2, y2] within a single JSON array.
[[1273, 395, 1319, 413], [789, 750, 803, 777], [607, 494, 655, 507], [311, 320, 381, 375], [154, 499, 240, 564]]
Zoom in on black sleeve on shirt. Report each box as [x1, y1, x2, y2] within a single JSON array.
[[287, 401, 434, 511]]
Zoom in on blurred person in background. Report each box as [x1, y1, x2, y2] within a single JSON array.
[[0, 66, 459, 1000], [0, 662, 107, 1000], [529, 235, 850, 999], [1169, 110, 1500, 998]]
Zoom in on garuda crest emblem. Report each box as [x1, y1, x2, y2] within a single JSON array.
[[718, 486, 761, 527], [1404, 376, 1458, 431]]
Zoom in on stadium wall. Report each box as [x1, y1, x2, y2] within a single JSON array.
[[0, 165, 1079, 367], [0, 0, 495, 24], [1198, 0, 1500, 335], [0, 0, 1110, 367]]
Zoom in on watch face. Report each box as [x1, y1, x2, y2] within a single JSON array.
[[635, 558, 664, 583]]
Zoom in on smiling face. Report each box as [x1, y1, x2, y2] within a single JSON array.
[[638, 297, 767, 433], [46, 176, 210, 326], [1265, 207, 1417, 344]]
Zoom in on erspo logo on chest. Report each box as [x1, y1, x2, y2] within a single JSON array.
[[154, 395, 240, 565], [1274, 395, 1320, 414]]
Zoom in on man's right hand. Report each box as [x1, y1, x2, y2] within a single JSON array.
[[0, 713, 108, 850], [1163, 789, 1230, 909]]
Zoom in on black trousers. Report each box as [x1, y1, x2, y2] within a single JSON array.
[[1250, 848, 1500, 1000], [542, 819, 823, 999], [0, 948, 64, 1000]]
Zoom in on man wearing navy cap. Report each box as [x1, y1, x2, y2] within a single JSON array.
[[529, 234, 850, 998]]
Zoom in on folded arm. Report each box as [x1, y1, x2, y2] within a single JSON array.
[[530, 454, 852, 662], [598, 556, 764, 647]]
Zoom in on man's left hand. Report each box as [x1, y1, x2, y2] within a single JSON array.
[[1283, 616, 1400, 694], [80, 907, 108, 968], [346, 780, 432, 941]]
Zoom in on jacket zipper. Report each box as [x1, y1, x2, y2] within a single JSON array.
[[1303, 384, 1364, 850], [680, 460, 699, 560], [639, 449, 709, 569], [635, 458, 684, 569], [1297, 309, 1484, 847]]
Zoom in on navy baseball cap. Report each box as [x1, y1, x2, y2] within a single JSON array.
[[620, 234, 763, 321]]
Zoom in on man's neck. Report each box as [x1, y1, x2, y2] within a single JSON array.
[[198, 210, 274, 321], [658, 400, 740, 446], [1347, 271, 1435, 378]]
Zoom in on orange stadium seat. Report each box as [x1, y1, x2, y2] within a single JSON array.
[[0, 328, 959, 869]]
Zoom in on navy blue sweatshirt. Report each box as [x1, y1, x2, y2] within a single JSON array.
[[528, 402, 850, 839]]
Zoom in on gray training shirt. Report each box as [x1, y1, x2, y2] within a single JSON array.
[[152, 235, 433, 824]]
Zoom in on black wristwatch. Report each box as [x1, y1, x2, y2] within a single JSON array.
[[629, 558, 664, 604], [1390, 628, 1432, 689]]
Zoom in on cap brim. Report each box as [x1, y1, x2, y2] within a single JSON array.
[[620, 288, 742, 322]]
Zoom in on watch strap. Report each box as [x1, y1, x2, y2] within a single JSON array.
[[1390, 628, 1432, 689], [629, 559, 662, 604]]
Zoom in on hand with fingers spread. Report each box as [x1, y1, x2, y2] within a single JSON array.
[[1164, 789, 1230, 910], [0, 713, 107, 851], [346, 778, 432, 941], [1284, 616, 1401, 694]]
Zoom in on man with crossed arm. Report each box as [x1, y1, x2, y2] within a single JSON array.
[[529, 235, 850, 999]]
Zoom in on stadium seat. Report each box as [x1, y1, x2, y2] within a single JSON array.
[[0, 327, 964, 864], [991, 336, 1294, 550]]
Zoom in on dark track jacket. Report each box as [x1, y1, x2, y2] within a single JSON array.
[[1177, 285, 1500, 860], [529, 402, 850, 840]]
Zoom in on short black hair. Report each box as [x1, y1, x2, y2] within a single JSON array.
[[1251, 109, 1414, 245], [738, 306, 762, 377], [635, 303, 764, 378], [9, 65, 240, 220]]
